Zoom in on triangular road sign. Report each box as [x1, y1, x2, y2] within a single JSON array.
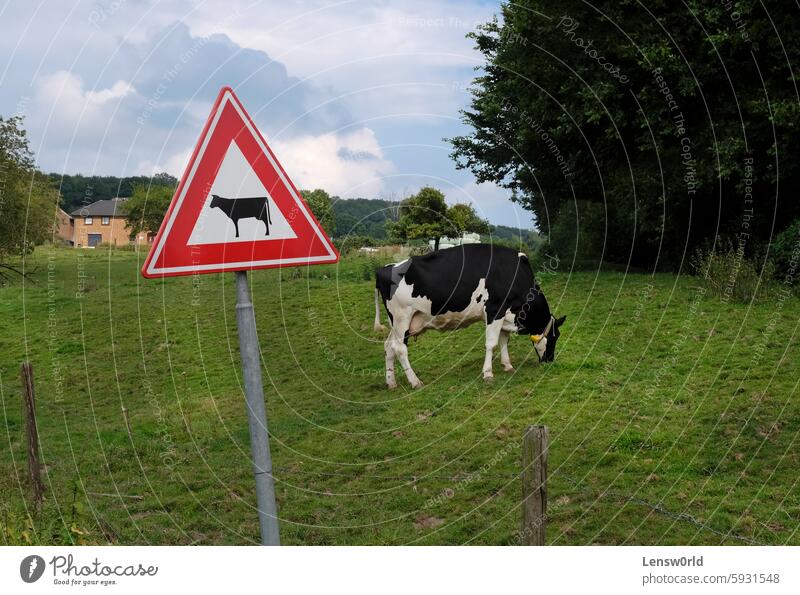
[[141, 86, 338, 278]]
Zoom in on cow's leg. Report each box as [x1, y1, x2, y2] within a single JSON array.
[[233, 218, 240, 238], [483, 318, 504, 381], [499, 330, 513, 372], [397, 335, 422, 389], [386, 314, 422, 389], [263, 215, 270, 236], [384, 335, 398, 389]]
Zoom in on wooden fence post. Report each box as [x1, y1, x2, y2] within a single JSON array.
[[521, 425, 548, 545], [21, 362, 44, 510]]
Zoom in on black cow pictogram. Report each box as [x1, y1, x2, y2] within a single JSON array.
[[209, 194, 273, 238]]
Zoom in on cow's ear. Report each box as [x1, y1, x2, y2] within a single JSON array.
[[555, 315, 566, 327]]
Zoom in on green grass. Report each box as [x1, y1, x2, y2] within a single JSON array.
[[1, 246, 799, 545]]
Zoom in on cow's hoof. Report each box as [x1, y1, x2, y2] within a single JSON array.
[[387, 382, 398, 390], [483, 374, 494, 383], [503, 365, 515, 373], [411, 380, 424, 389]]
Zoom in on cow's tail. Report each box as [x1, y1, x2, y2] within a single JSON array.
[[373, 287, 387, 333]]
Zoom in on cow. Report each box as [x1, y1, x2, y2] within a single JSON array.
[[209, 194, 272, 238], [373, 244, 565, 389]]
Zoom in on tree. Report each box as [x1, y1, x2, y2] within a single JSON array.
[[122, 181, 175, 239], [388, 187, 449, 250], [447, 203, 491, 237], [388, 186, 491, 250], [0, 116, 59, 278], [301, 189, 335, 236], [450, 1, 800, 270]]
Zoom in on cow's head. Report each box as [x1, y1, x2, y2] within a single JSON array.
[[516, 285, 566, 363], [529, 315, 567, 363], [210, 194, 221, 209]]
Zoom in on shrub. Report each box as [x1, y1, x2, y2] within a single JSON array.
[[770, 219, 800, 285], [691, 242, 772, 303], [360, 257, 381, 281]]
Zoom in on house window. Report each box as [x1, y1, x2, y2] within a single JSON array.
[[84, 216, 93, 225], [101, 216, 110, 225]]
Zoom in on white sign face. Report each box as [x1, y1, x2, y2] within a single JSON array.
[[187, 140, 297, 245]]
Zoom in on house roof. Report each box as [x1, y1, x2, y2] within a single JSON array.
[[70, 197, 128, 218]]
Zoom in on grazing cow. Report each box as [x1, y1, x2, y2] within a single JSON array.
[[374, 244, 565, 389], [210, 194, 272, 238]]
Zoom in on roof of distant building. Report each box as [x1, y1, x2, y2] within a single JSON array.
[[70, 197, 128, 218]]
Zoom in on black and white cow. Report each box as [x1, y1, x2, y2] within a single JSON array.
[[374, 244, 566, 389]]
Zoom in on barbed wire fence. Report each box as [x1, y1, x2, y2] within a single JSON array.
[[268, 463, 766, 545]]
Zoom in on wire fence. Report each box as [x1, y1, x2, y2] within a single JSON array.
[[271, 464, 766, 545]]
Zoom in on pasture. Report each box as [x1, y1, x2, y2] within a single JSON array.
[[1, 246, 798, 545]]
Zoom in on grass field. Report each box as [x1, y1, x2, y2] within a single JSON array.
[[1, 246, 798, 545]]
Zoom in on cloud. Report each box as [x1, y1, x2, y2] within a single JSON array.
[[184, 0, 492, 118], [86, 81, 134, 104], [18, 20, 354, 176], [272, 128, 394, 197], [30, 71, 136, 149], [117, 22, 351, 136]]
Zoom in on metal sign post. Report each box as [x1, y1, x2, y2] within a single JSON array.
[[234, 270, 280, 545]]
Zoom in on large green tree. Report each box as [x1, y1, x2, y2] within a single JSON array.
[[0, 116, 60, 277], [446, 203, 492, 238], [450, 1, 800, 270], [388, 186, 491, 250], [122, 181, 175, 239]]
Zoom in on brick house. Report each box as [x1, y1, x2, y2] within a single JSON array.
[[54, 208, 74, 245], [70, 198, 154, 248]]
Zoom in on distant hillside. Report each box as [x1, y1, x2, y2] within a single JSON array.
[[487, 223, 543, 248], [331, 198, 398, 239]]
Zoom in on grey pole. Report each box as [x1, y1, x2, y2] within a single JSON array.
[[234, 270, 281, 545]]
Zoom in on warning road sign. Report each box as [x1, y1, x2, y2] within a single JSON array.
[[141, 86, 339, 278]]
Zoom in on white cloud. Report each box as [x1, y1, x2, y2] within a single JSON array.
[[86, 81, 134, 104], [32, 71, 135, 143], [183, 0, 492, 117], [272, 127, 394, 197], [186, 1, 487, 76]]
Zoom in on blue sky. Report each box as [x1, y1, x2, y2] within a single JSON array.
[[0, 0, 534, 228]]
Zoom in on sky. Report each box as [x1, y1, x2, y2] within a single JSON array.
[[0, 0, 535, 229]]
